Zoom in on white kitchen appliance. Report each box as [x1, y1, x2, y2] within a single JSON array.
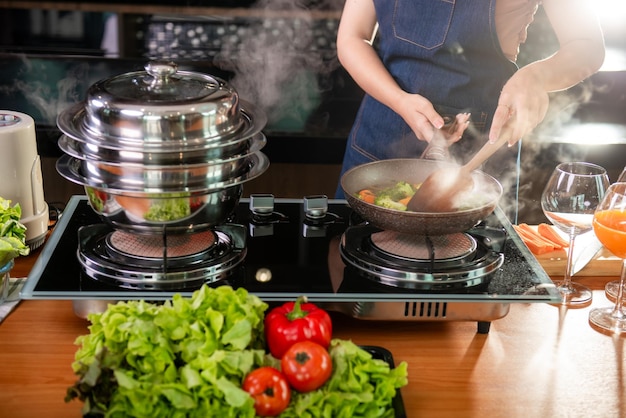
[[0, 111, 49, 249]]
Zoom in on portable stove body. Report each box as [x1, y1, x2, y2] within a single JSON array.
[[22, 196, 559, 333]]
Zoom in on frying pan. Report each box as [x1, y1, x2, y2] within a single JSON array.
[[341, 159, 503, 235]]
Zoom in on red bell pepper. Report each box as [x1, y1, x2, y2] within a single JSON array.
[[264, 296, 332, 359]]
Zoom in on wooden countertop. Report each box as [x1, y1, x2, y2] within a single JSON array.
[[0, 247, 624, 417]]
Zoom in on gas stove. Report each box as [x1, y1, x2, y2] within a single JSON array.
[[22, 195, 559, 333]]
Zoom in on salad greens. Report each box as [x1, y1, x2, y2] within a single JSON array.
[[67, 285, 268, 417], [281, 339, 408, 418], [66, 285, 408, 417], [145, 195, 191, 222], [0, 197, 30, 266]]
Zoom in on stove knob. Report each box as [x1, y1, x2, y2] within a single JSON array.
[[249, 194, 275, 216], [249, 194, 278, 236], [304, 195, 328, 219]]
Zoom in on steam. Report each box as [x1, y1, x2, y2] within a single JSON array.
[[0, 54, 106, 126], [214, 0, 344, 130], [427, 77, 603, 221], [2, 3, 346, 131], [502, 81, 601, 220]]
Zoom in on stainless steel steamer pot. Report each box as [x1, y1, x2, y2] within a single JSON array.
[[55, 61, 269, 233]]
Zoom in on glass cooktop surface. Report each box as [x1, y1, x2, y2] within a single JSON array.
[[21, 196, 560, 303]]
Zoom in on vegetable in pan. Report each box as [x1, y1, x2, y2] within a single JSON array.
[[356, 181, 421, 211], [357, 178, 494, 213]]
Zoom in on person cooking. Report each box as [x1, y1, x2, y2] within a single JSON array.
[[334, 0, 606, 221]]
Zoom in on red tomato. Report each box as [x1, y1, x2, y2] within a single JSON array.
[[281, 341, 333, 392], [242, 367, 291, 417], [265, 296, 332, 359]]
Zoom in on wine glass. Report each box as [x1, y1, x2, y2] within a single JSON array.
[[541, 162, 610, 306], [604, 166, 626, 302], [588, 182, 626, 333]]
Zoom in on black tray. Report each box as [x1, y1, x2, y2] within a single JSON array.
[[360, 346, 407, 418]]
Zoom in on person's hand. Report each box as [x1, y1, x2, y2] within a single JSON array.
[[394, 93, 470, 143], [489, 68, 550, 146]]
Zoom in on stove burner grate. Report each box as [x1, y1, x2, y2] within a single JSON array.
[[340, 225, 504, 291], [77, 224, 247, 290], [106, 230, 218, 267], [370, 230, 478, 268]]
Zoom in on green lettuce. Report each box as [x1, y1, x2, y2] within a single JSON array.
[[280, 339, 408, 418], [0, 197, 30, 266], [66, 285, 268, 417]]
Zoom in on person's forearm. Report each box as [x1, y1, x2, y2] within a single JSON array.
[[518, 37, 605, 93], [531, 0, 606, 92]]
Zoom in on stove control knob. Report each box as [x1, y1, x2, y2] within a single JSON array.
[[304, 195, 328, 219], [249, 194, 275, 216]]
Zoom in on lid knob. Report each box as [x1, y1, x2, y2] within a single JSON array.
[[145, 61, 178, 88]]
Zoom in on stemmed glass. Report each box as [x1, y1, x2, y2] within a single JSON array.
[[541, 162, 610, 306], [588, 182, 626, 333], [604, 166, 626, 302]]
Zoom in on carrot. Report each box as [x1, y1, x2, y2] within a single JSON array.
[[398, 196, 412, 207], [357, 189, 376, 204], [517, 223, 565, 250], [512, 225, 555, 255], [537, 223, 570, 248], [514, 227, 554, 255]]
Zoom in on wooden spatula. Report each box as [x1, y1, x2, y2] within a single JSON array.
[[407, 134, 509, 213]]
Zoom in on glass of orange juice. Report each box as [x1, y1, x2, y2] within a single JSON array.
[[588, 182, 626, 334], [604, 167, 626, 302]]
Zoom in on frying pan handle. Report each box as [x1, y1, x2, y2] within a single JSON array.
[[420, 113, 469, 161], [420, 134, 450, 161]]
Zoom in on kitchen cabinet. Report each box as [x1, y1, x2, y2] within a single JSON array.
[[0, 1, 342, 57]]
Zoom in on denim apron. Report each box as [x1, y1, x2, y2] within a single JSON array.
[[336, 0, 521, 220]]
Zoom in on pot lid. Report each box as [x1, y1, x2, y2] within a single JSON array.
[[63, 61, 247, 145], [93, 61, 229, 103]]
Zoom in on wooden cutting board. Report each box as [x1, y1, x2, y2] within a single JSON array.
[[534, 247, 621, 277], [520, 225, 622, 277]]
